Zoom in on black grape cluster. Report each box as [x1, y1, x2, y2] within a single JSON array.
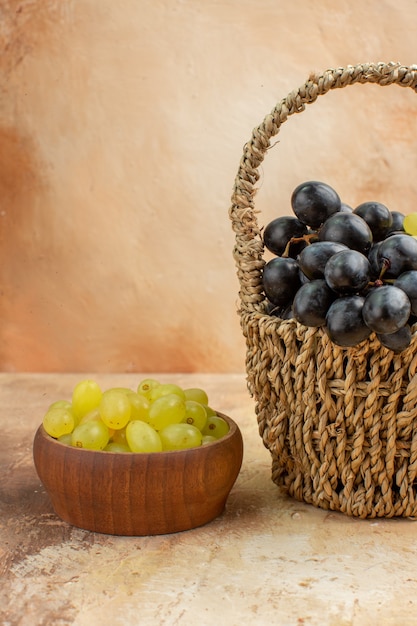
[[262, 181, 417, 352]]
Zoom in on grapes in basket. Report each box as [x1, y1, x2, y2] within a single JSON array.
[[263, 180, 417, 352], [42, 379, 229, 451]]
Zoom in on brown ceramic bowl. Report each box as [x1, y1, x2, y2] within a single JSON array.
[[33, 412, 243, 536]]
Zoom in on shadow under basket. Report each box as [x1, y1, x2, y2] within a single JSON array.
[[229, 62, 417, 519]]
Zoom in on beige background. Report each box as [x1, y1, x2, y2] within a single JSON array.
[[1, 0, 417, 373]]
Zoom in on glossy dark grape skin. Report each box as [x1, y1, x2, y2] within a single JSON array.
[[324, 249, 371, 294], [362, 285, 411, 334], [386, 211, 405, 235], [353, 201, 393, 242], [299, 269, 310, 284], [325, 295, 371, 347], [262, 257, 301, 307], [368, 242, 383, 279], [395, 271, 417, 316], [376, 234, 417, 278], [263, 216, 308, 257], [297, 241, 348, 280], [291, 181, 341, 229], [265, 300, 293, 319], [293, 279, 336, 327], [377, 325, 412, 353], [318, 212, 373, 256]]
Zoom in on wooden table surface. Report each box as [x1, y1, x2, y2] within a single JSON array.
[[2, 372, 417, 626]]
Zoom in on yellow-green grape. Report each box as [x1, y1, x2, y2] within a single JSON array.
[[71, 419, 109, 450], [79, 408, 115, 439], [99, 389, 131, 430], [202, 415, 229, 439], [71, 379, 103, 420], [127, 391, 150, 422], [126, 420, 163, 452], [403, 213, 417, 236], [159, 423, 203, 451], [148, 393, 186, 431], [137, 378, 160, 399], [183, 387, 209, 405], [182, 400, 207, 431], [78, 408, 101, 424], [111, 387, 134, 394], [49, 400, 73, 411], [104, 441, 131, 453], [58, 432, 73, 445], [203, 405, 217, 418], [111, 426, 128, 445], [43, 407, 75, 439], [202, 435, 217, 445], [149, 383, 185, 403]]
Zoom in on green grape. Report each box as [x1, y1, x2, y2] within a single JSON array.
[[137, 378, 160, 399], [202, 435, 217, 445], [159, 423, 202, 451], [183, 387, 209, 406], [99, 389, 131, 430], [202, 415, 230, 439], [127, 391, 150, 422], [71, 419, 110, 450], [43, 407, 75, 439], [149, 383, 185, 403], [182, 400, 207, 431], [148, 393, 186, 431], [126, 420, 162, 452], [58, 432, 73, 445], [71, 379, 103, 420], [104, 441, 131, 453], [403, 213, 417, 236]]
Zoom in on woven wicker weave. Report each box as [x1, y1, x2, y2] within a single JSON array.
[[230, 62, 417, 518]]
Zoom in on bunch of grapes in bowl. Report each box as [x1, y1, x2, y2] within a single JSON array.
[[262, 180, 417, 352]]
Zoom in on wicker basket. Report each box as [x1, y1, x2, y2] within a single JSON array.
[[230, 62, 417, 518]]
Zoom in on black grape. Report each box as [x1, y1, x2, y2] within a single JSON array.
[[297, 241, 348, 280], [353, 201, 393, 242], [377, 325, 412, 353], [291, 181, 341, 229], [263, 216, 308, 257], [265, 300, 293, 318], [318, 212, 373, 255], [324, 249, 371, 294], [395, 271, 417, 316], [325, 295, 371, 347], [293, 279, 336, 327], [377, 234, 417, 278], [262, 257, 301, 307], [362, 285, 411, 334], [299, 269, 311, 284], [368, 242, 383, 279], [386, 211, 405, 235]]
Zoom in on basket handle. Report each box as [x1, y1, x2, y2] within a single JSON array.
[[229, 62, 417, 312]]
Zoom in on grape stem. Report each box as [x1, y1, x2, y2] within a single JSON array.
[[282, 232, 318, 257], [367, 259, 393, 289], [378, 258, 391, 281]]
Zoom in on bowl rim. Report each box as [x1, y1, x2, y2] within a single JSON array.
[[34, 411, 241, 456]]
